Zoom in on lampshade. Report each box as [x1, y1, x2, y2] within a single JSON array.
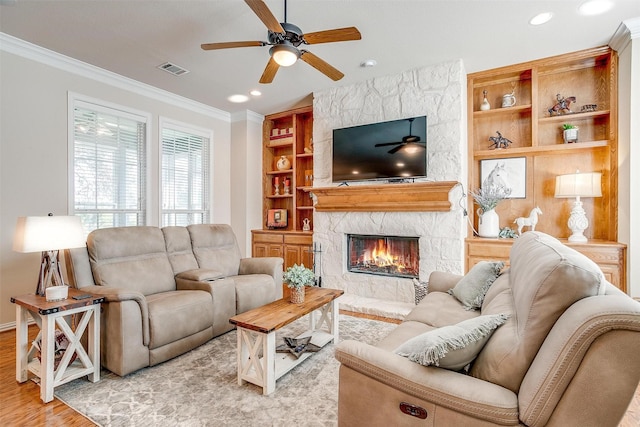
[[554, 172, 602, 198], [270, 44, 300, 67], [13, 215, 85, 253]]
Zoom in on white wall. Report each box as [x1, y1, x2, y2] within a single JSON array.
[[0, 38, 232, 327], [611, 18, 640, 297], [230, 111, 265, 256]]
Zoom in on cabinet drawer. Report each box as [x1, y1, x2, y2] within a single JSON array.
[[466, 241, 511, 258], [284, 234, 312, 245], [252, 232, 284, 244]]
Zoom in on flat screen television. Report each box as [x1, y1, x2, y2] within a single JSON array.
[[332, 116, 427, 183]]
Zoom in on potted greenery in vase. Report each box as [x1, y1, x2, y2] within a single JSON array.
[[471, 185, 511, 238], [562, 124, 579, 143], [283, 263, 316, 304]]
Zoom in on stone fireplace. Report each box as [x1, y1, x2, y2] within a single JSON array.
[[312, 59, 467, 319]]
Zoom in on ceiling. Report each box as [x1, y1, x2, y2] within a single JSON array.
[[1, 1, 639, 116]]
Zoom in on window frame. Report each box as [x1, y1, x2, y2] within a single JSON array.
[[159, 117, 213, 227]]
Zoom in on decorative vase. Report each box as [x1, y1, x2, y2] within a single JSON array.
[[276, 155, 291, 171], [480, 90, 491, 111], [477, 208, 500, 238], [563, 128, 579, 143], [290, 286, 305, 304]]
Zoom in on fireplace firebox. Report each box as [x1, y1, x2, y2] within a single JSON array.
[[347, 234, 419, 279]]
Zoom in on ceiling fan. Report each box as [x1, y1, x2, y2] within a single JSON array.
[[200, 0, 361, 84], [374, 118, 426, 154]]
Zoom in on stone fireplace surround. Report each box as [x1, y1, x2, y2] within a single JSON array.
[[312, 60, 468, 319]]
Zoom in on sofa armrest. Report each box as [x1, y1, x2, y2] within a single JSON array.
[[335, 340, 518, 424], [239, 257, 283, 276], [428, 271, 463, 293], [175, 269, 225, 282], [79, 285, 150, 346]]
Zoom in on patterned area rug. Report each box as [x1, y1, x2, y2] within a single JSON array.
[[55, 314, 396, 427]]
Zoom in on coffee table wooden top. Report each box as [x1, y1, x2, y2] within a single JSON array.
[[229, 287, 344, 334]]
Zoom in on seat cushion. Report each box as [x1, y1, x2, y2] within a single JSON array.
[[470, 231, 605, 392], [146, 290, 214, 349], [232, 274, 277, 313]]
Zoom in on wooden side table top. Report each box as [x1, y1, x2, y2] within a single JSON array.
[[229, 287, 344, 334], [11, 288, 105, 315]]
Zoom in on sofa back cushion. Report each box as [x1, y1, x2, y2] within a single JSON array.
[[470, 231, 605, 392], [162, 226, 199, 274], [187, 224, 241, 276], [87, 226, 176, 296]]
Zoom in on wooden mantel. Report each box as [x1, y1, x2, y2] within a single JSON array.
[[311, 181, 458, 212]]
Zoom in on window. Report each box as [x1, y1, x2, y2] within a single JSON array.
[[160, 120, 211, 226], [71, 98, 148, 232]]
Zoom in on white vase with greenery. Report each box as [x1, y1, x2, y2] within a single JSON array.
[[472, 185, 511, 238], [283, 264, 316, 304]]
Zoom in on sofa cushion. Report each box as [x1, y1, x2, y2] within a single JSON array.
[[146, 290, 214, 349], [188, 224, 241, 277], [412, 278, 428, 304], [87, 226, 176, 296], [471, 231, 606, 392], [232, 274, 277, 313], [448, 261, 504, 310], [162, 226, 199, 274], [394, 313, 509, 370], [405, 291, 479, 329]]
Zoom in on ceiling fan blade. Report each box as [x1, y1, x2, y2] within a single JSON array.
[[388, 145, 404, 154], [374, 141, 403, 147], [303, 27, 362, 44], [244, 0, 285, 34], [300, 50, 344, 81], [201, 41, 265, 51], [259, 57, 280, 84]]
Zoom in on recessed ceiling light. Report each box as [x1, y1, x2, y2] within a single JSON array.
[[529, 12, 553, 25], [227, 94, 249, 103], [250, 90, 262, 96], [360, 59, 377, 68], [579, 0, 613, 16]]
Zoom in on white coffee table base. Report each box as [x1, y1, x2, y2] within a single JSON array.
[[236, 298, 339, 395]]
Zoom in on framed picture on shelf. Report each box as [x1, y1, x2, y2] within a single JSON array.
[[480, 157, 526, 198]]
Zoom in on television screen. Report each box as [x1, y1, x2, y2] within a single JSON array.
[[332, 116, 427, 183]]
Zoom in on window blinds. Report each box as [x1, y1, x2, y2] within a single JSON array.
[[161, 126, 210, 226], [73, 104, 147, 232]]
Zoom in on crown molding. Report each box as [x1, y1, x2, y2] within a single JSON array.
[[609, 17, 640, 53], [231, 110, 264, 124], [0, 32, 230, 121]]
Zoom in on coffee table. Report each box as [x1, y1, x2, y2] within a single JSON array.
[[229, 286, 344, 395]]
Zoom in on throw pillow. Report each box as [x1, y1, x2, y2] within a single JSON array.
[[448, 261, 504, 310], [413, 278, 428, 305], [394, 313, 509, 371]]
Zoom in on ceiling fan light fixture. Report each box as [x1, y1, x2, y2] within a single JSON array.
[[270, 44, 300, 67]]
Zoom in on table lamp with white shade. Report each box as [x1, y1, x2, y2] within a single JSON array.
[[13, 214, 86, 300], [554, 171, 602, 243]]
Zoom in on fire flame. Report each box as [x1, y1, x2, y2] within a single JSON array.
[[363, 239, 406, 272]]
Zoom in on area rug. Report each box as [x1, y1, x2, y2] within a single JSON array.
[[55, 314, 397, 427]]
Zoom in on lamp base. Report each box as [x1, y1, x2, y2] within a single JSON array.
[[566, 199, 589, 244], [35, 250, 64, 296]]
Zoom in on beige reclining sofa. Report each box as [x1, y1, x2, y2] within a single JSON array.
[[336, 231, 640, 426], [65, 224, 283, 376]]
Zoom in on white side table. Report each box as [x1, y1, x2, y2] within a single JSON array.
[[12, 289, 103, 403]]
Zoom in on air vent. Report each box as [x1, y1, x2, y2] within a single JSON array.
[[157, 62, 190, 76]]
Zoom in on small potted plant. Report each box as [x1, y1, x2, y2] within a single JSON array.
[[562, 124, 579, 143], [283, 263, 316, 304], [471, 185, 511, 238]]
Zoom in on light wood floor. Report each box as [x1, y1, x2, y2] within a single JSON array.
[[1, 312, 639, 426]]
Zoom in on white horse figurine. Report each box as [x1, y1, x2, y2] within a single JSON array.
[[514, 207, 543, 235]]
